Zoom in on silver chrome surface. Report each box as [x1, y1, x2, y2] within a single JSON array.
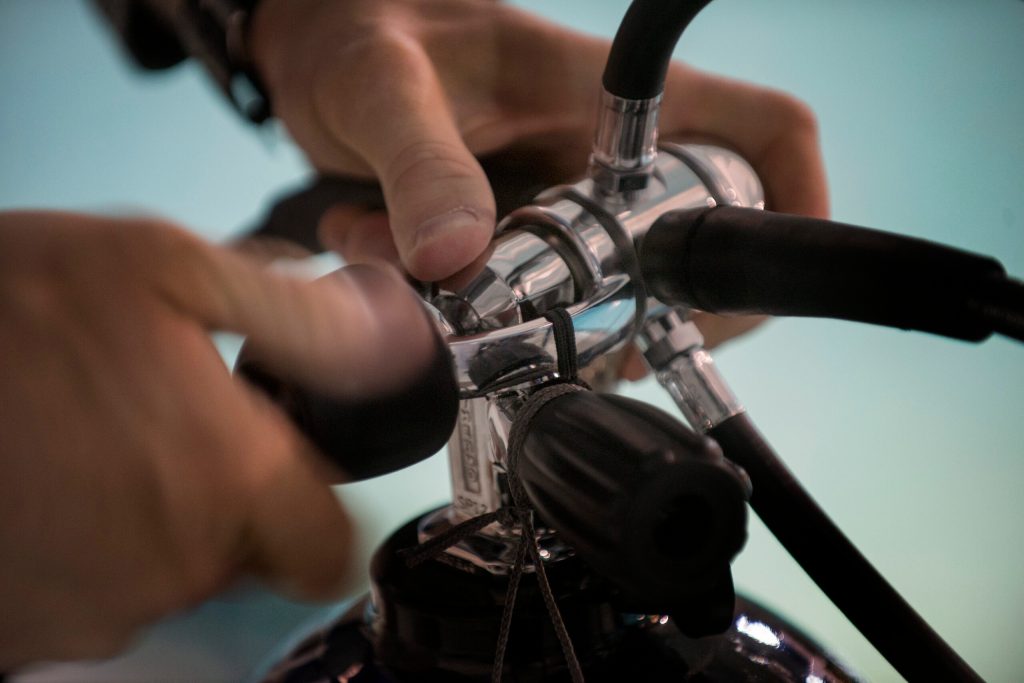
[[443, 274, 636, 397], [639, 308, 745, 433], [661, 142, 765, 210], [428, 142, 763, 574], [259, 594, 859, 682], [446, 397, 502, 520], [432, 229, 575, 334], [438, 143, 762, 397], [717, 604, 860, 681], [590, 90, 662, 196], [432, 387, 579, 573], [448, 389, 527, 521]]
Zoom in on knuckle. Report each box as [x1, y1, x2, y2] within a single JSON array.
[[309, 27, 436, 147], [112, 217, 208, 277], [765, 91, 819, 135], [344, 25, 415, 60], [147, 221, 210, 267], [137, 221, 219, 296], [386, 140, 479, 193], [318, 26, 425, 90]]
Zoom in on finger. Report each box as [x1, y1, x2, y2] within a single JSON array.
[[147, 229, 438, 399], [237, 399, 357, 599], [312, 33, 495, 281], [661, 65, 829, 218], [229, 235, 314, 266], [318, 205, 401, 267], [144, 229, 439, 598], [692, 312, 769, 350]]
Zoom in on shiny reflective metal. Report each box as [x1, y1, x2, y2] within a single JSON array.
[[259, 594, 859, 682], [590, 91, 662, 197], [427, 138, 764, 576], [715, 605, 858, 682], [435, 142, 762, 398], [639, 306, 745, 432], [418, 388, 578, 573], [444, 396, 504, 521], [259, 87, 858, 683]]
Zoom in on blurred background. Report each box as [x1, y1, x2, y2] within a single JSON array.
[[2, 0, 1022, 680]]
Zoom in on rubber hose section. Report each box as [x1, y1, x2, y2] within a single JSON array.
[[709, 413, 981, 681], [641, 206, 1008, 342], [602, 0, 713, 100]]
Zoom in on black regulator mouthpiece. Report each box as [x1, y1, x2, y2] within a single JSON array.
[[518, 391, 750, 637], [237, 312, 459, 482]]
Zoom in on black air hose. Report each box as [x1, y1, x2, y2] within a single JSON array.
[[602, 0, 713, 100]]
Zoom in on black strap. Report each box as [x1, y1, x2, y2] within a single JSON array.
[[543, 308, 579, 381], [499, 381, 586, 683], [400, 508, 510, 569]]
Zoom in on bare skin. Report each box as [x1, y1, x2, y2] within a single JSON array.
[[246, 0, 827, 351], [1, 0, 829, 667], [0, 213, 437, 668]]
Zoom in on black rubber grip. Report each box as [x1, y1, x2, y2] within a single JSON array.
[[518, 391, 749, 636], [709, 413, 981, 682], [641, 206, 1007, 341], [969, 274, 1024, 343], [602, 0, 713, 100], [237, 331, 458, 482]]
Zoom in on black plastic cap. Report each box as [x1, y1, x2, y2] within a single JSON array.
[[237, 329, 458, 483], [518, 391, 749, 634]]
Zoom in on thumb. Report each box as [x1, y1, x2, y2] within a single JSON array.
[[312, 34, 496, 281]]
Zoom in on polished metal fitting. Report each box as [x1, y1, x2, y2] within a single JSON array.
[[638, 307, 745, 433], [419, 388, 577, 574], [589, 90, 662, 197], [425, 143, 762, 575], [433, 143, 761, 398]]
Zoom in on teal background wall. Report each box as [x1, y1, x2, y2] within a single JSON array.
[[2, 1, 1022, 680]]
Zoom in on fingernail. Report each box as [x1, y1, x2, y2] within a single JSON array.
[[413, 207, 482, 250]]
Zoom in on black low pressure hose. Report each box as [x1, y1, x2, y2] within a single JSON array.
[[598, 2, 987, 678], [602, 0, 714, 100], [709, 413, 982, 682], [969, 274, 1024, 343], [641, 206, 1024, 343]]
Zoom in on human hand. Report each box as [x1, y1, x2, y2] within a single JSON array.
[[248, 0, 827, 351], [0, 211, 440, 668]]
